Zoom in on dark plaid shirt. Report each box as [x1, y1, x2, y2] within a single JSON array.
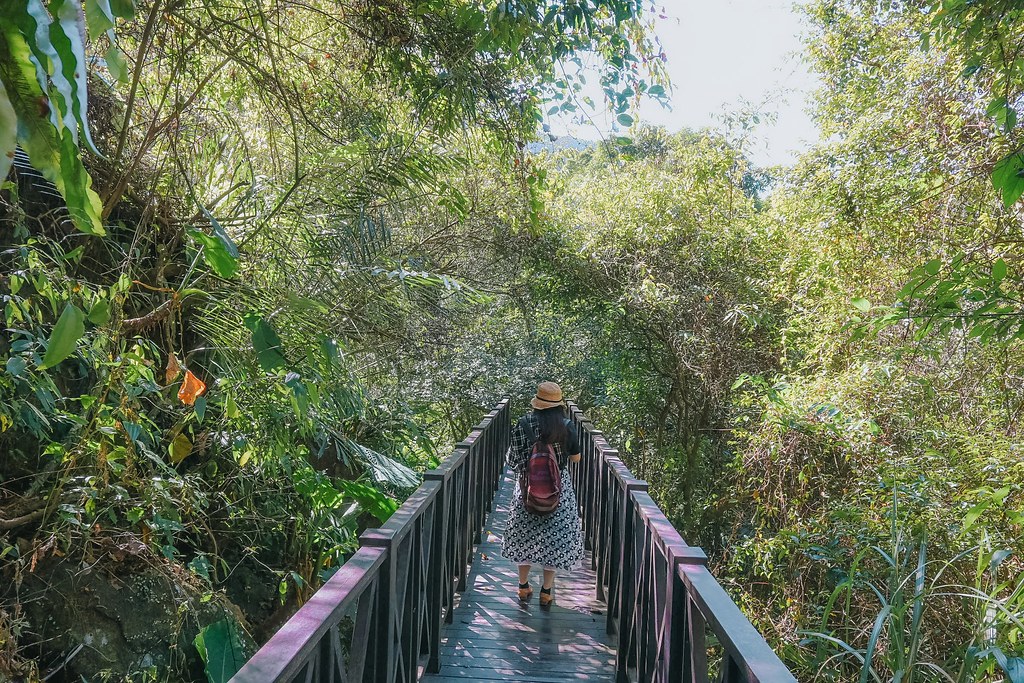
[[507, 412, 581, 474]]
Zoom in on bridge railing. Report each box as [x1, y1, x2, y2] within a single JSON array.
[[567, 402, 796, 683], [230, 399, 511, 683]]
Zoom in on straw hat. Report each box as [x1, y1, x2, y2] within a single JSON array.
[[531, 381, 565, 410]]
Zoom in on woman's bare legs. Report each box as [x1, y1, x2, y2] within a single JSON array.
[[517, 564, 533, 600], [540, 566, 556, 605]]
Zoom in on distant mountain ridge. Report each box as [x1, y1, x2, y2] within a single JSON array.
[[526, 135, 595, 153]]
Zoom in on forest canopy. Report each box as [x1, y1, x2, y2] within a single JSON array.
[[1, 0, 1022, 681]]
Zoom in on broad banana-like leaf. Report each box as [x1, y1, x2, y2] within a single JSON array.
[[6, 0, 76, 135], [49, 0, 100, 154], [355, 444, 420, 489], [0, 79, 15, 182], [0, 22, 104, 234]]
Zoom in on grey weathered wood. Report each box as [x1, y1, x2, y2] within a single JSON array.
[[421, 468, 617, 682]]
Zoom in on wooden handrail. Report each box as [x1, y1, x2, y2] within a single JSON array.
[[566, 401, 796, 683], [230, 399, 511, 683]]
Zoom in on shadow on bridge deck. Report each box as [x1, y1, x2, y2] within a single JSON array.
[[421, 468, 616, 682]]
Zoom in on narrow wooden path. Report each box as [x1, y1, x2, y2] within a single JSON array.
[[420, 468, 616, 682]]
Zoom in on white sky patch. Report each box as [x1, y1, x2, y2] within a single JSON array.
[[545, 1, 821, 167]]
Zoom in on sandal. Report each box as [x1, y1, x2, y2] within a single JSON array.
[[518, 582, 533, 602], [539, 585, 554, 607]]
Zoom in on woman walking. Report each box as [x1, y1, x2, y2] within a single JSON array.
[[501, 382, 585, 606]]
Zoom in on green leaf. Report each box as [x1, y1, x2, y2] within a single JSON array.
[[194, 619, 248, 683], [84, 0, 116, 38], [87, 299, 110, 325], [992, 154, 1024, 208], [336, 479, 399, 522], [224, 394, 240, 419], [617, 113, 634, 127], [647, 84, 665, 97], [962, 500, 989, 533], [39, 303, 85, 369], [49, 0, 100, 154], [851, 297, 871, 312], [992, 258, 1007, 282], [193, 395, 207, 423], [104, 39, 129, 83], [5, 356, 28, 378], [189, 229, 238, 278], [987, 97, 1017, 132], [923, 259, 942, 276], [168, 433, 193, 464], [108, 0, 135, 19], [242, 314, 287, 372], [0, 79, 16, 183]]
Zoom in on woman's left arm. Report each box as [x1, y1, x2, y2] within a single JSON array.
[[507, 418, 531, 473]]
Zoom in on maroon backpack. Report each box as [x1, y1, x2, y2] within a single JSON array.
[[520, 442, 561, 515]]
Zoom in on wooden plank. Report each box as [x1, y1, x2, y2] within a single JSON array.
[[439, 654, 612, 673], [442, 651, 614, 667], [423, 669, 615, 682], [446, 642, 615, 657]]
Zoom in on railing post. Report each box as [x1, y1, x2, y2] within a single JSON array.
[[613, 471, 649, 682], [360, 529, 395, 683], [422, 470, 447, 674], [595, 446, 618, 599], [664, 545, 708, 682]]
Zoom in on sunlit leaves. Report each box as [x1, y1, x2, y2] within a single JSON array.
[[861, 255, 1022, 343], [0, 16, 104, 234], [188, 228, 239, 279], [168, 433, 193, 464], [987, 97, 1017, 132], [335, 480, 398, 522], [0, 0, 137, 232]]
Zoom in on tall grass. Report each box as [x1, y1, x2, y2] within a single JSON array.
[[805, 533, 1024, 682]]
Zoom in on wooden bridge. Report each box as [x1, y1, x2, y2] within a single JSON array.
[[230, 400, 796, 683]]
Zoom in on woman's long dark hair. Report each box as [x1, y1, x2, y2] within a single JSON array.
[[535, 405, 567, 445]]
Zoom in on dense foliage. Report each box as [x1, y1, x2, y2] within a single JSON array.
[[1, 0, 1022, 681]]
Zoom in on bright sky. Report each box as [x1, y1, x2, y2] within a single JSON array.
[[549, 1, 821, 167]]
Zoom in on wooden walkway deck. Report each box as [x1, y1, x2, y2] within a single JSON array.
[[420, 468, 616, 682]]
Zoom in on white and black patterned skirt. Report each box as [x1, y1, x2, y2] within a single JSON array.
[[501, 469, 585, 571]]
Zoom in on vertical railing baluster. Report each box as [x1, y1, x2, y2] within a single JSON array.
[[688, 592, 709, 683], [423, 472, 447, 672], [360, 530, 395, 683]]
